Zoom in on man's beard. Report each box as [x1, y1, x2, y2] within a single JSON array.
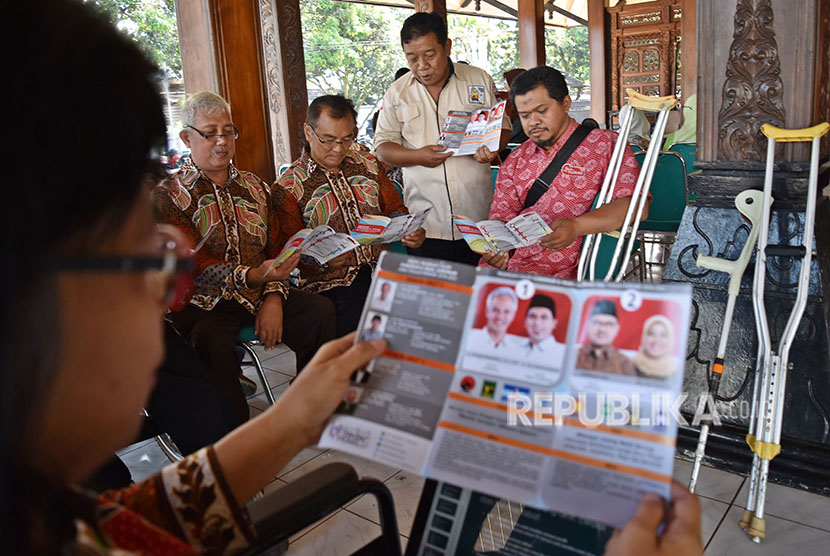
[[531, 133, 555, 148]]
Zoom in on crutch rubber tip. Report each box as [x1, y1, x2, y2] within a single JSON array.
[[747, 516, 766, 539], [739, 509, 753, 530]]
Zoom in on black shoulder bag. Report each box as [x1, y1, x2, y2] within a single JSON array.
[[522, 124, 593, 210]]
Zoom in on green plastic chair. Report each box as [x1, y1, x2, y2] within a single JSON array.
[[582, 192, 643, 281], [667, 142, 696, 175], [630, 144, 644, 153], [634, 151, 687, 233]]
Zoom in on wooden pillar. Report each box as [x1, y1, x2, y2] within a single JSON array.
[[680, 0, 697, 101], [213, 0, 275, 182], [414, 0, 447, 21], [175, 0, 275, 182], [175, 0, 218, 94], [517, 0, 545, 69], [587, 0, 607, 125]]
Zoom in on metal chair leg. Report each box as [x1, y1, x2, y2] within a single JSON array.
[[239, 341, 276, 406], [155, 433, 184, 462]]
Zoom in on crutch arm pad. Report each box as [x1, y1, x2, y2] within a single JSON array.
[[761, 122, 829, 142], [625, 89, 678, 112]]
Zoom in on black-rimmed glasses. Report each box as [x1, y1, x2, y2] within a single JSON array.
[[185, 124, 240, 141], [308, 125, 354, 149], [52, 229, 195, 309]]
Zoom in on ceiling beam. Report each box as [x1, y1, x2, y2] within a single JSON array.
[[544, 1, 587, 26]]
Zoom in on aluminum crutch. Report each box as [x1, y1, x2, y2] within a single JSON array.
[[576, 89, 677, 282], [688, 189, 770, 493], [741, 122, 829, 542]]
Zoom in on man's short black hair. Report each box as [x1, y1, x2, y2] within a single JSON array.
[[372, 315, 382, 323], [307, 94, 357, 128], [401, 11, 447, 46], [509, 66, 569, 106]]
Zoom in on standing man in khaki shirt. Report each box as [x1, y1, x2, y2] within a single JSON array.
[[374, 11, 511, 265]]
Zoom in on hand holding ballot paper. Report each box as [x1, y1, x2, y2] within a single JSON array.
[[454, 211, 554, 254], [269, 225, 360, 270], [320, 252, 695, 541], [438, 100, 507, 157], [350, 208, 430, 245]]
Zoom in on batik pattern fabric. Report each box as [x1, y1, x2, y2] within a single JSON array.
[[487, 119, 641, 279], [273, 145, 407, 293], [154, 157, 287, 315], [74, 447, 254, 555]]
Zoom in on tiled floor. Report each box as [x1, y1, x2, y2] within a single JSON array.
[[120, 343, 830, 555]]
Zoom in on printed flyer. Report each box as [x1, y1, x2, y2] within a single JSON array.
[[437, 100, 507, 157], [319, 252, 692, 529]]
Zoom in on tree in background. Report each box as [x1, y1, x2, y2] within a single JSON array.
[[545, 25, 589, 85], [448, 15, 519, 85], [301, 0, 406, 118], [85, 0, 181, 77]]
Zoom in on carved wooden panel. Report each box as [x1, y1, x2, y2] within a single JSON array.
[[697, 0, 823, 164], [716, 0, 786, 162], [271, 0, 308, 161], [609, 0, 681, 110]]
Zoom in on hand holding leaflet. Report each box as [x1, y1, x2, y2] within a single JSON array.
[[268, 225, 359, 271], [455, 211, 554, 254], [351, 208, 431, 245], [438, 100, 507, 157], [319, 251, 693, 533]]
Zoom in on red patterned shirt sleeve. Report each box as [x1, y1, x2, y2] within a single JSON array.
[[95, 447, 254, 554], [609, 139, 641, 200], [488, 154, 524, 223]]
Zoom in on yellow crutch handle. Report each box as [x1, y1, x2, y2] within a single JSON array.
[[625, 89, 678, 111], [760, 122, 830, 142]]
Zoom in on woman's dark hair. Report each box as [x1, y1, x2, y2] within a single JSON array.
[[307, 94, 358, 128], [400, 11, 448, 46], [3, 0, 167, 552], [509, 65, 569, 105]]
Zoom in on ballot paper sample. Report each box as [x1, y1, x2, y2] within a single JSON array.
[[438, 100, 507, 157], [271, 225, 359, 268], [320, 251, 692, 530], [454, 211, 554, 254], [350, 208, 431, 245]]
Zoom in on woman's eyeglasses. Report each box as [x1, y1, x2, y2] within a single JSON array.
[[52, 227, 195, 309]]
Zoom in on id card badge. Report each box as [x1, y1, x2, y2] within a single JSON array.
[[468, 85, 486, 105]]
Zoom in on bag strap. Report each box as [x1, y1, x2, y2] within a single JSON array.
[[522, 124, 593, 210]]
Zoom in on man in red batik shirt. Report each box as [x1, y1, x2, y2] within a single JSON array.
[[482, 66, 644, 278]]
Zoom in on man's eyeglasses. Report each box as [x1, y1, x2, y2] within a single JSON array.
[[52, 228, 195, 309], [308, 125, 354, 149], [185, 124, 240, 141]]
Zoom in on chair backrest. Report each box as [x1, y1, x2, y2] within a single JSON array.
[[634, 150, 687, 232], [667, 141, 696, 174], [630, 144, 644, 153]]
